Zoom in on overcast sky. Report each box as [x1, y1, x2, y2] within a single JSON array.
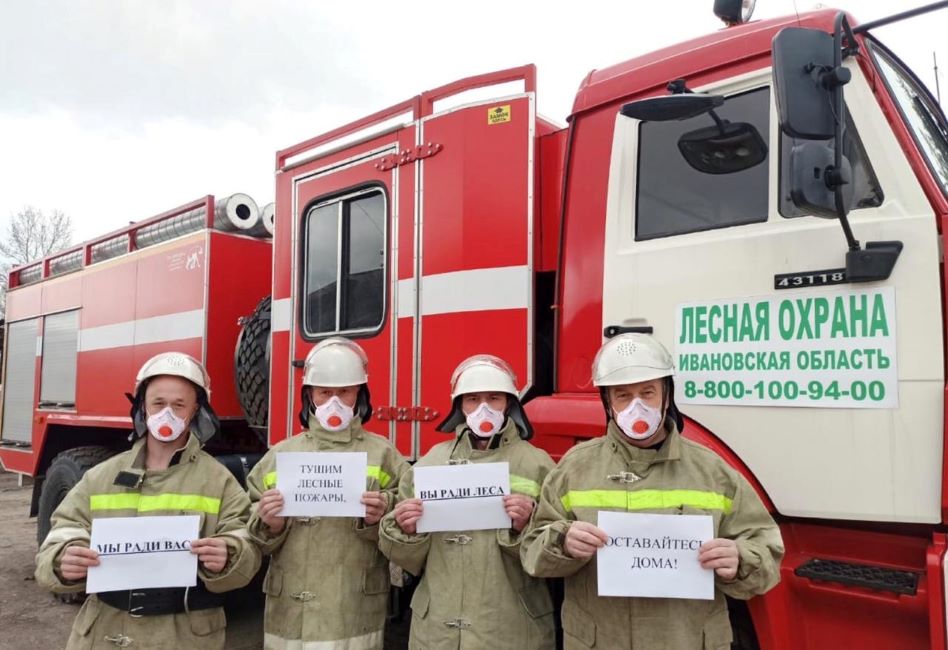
[[0, 0, 945, 250]]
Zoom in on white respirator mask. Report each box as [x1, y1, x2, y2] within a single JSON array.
[[147, 406, 188, 442], [614, 398, 663, 441], [312, 396, 355, 432], [465, 402, 505, 438]]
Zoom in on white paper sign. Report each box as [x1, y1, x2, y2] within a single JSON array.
[[597, 511, 714, 600], [415, 462, 511, 533], [86, 515, 199, 594], [276, 451, 367, 517]]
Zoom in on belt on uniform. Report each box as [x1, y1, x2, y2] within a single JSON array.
[[98, 584, 224, 616]]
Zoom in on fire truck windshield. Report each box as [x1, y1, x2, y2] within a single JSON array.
[[870, 39, 948, 196]]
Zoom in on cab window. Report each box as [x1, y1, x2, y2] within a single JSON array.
[[871, 40, 948, 197], [635, 87, 770, 240], [302, 188, 386, 338]]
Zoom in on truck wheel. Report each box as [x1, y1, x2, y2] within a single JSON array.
[[235, 295, 271, 438], [36, 446, 115, 546]]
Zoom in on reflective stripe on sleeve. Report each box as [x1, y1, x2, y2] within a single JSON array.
[[89, 493, 222, 514], [560, 489, 733, 514], [509, 474, 541, 498], [41, 525, 90, 546], [366, 465, 391, 488]]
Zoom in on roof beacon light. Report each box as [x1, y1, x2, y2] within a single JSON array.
[[713, 0, 756, 26]]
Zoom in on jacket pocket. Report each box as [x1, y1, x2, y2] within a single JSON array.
[[561, 599, 596, 648], [362, 564, 390, 595], [263, 565, 284, 597], [74, 596, 102, 637], [188, 607, 226, 636], [410, 580, 431, 619], [518, 584, 554, 619]]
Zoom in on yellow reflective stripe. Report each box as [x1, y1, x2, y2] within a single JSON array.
[[366, 465, 391, 489], [264, 467, 391, 489], [89, 493, 221, 515], [560, 489, 733, 515], [510, 474, 540, 498]]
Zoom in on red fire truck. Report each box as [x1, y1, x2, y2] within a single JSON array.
[[4, 2, 948, 647]]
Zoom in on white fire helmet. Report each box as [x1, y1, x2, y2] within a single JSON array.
[[303, 337, 369, 387], [438, 354, 533, 439], [132, 352, 219, 444], [449, 354, 518, 399], [136, 352, 211, 396], [592, 333, 674, 387]]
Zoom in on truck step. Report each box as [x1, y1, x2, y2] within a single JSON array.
[[794, 558, 918, 595]]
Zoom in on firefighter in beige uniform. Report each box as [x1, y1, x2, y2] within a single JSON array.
[[35, 352, 261, 649], [521, 334, 784, 649], [380, 355, 556, 649], [246, 337, 408, 650]]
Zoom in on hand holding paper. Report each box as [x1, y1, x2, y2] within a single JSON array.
[[59, 545, 100, 582], [564, 521, 608, 560], [503, 494, 536, 532], [191, 537, 228, 573], [361, 491, 387, 526], [258, 489, 286, 533], [394, 498, 424, 534], [698, 538, 739, 581]]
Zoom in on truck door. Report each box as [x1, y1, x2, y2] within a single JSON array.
[[411, 93, 536, 456], [602, 67, 944, 523], [273, 123, 417, 452]]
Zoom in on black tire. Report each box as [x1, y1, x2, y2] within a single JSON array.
[[36, 446, 115, 546], [235, 296, 271, 436]]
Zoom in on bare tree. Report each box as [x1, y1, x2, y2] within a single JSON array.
[[0, 207, 74, 316]]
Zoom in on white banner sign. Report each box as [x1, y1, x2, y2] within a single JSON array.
[[415, 462, 511, 533], [276, 451, 367, 518], [87, 515, 199, 594], [675, 287, 898, 409], [597, 511, 714, 600]]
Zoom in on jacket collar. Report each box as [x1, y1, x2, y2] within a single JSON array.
[[451, 418, 520, 459], [114, 433, 199, 487], [605, 419, 682, 467]]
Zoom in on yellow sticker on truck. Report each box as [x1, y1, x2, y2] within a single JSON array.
[[488, 105, 511, 125], [675, 287, 897, 408]]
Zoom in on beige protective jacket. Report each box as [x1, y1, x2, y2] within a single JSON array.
[[35, 434, 260, 650], [246, 418, 408, 650], [520, 421, 784, 650], [379, 420, 556, 650]]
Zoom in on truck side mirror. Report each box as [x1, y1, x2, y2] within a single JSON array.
[[620, 94, 724, 122], [772, 27, 846, 140], [789, 142, 854, 219], [678, 121, 767, 175]]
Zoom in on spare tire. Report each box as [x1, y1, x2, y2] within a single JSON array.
[[235, 296, 271, 437]]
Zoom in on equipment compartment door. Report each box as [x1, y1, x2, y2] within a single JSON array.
[[602, 69, 944, 523], [1, 318, 40, 445], [275, 127, 416, 451], [413, 94, 536, 455]]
